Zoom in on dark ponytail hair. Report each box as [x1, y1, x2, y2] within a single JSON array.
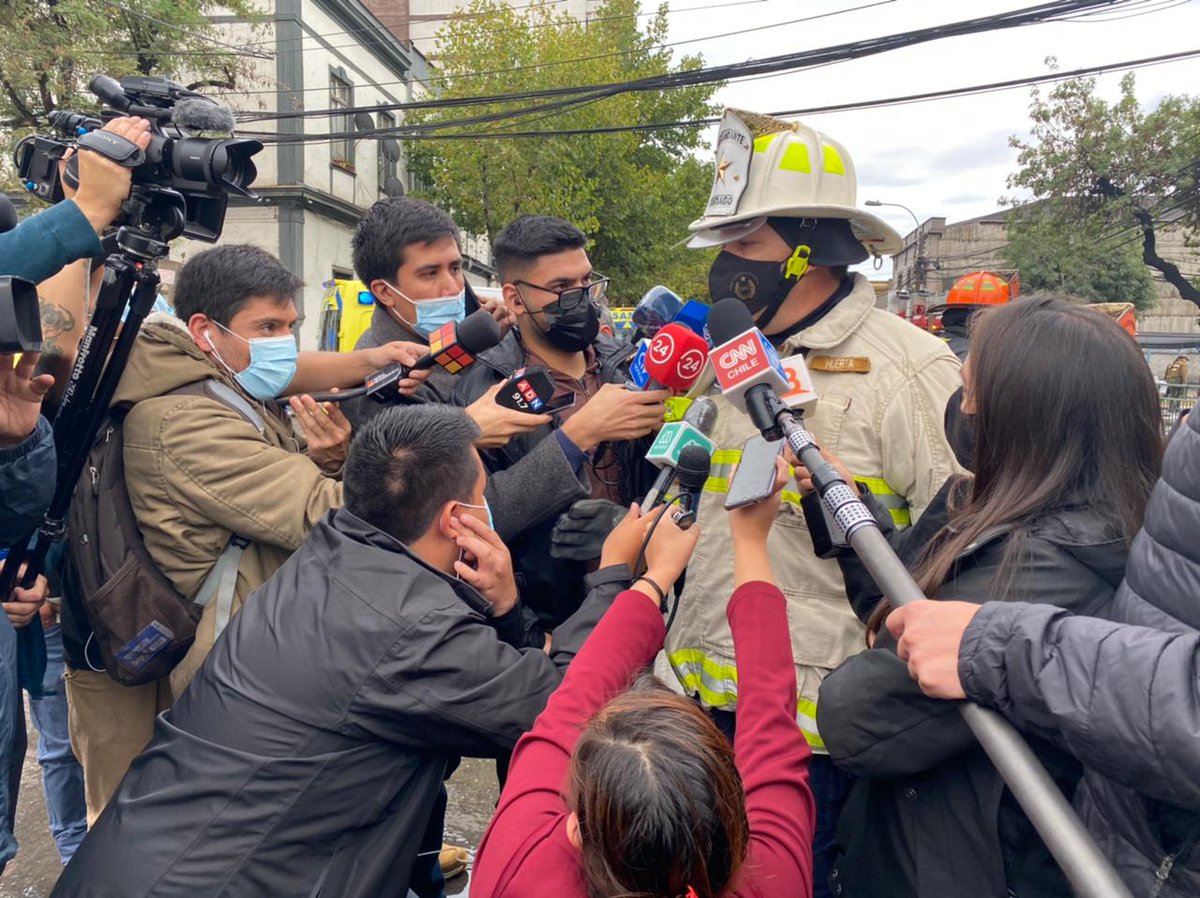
[[869, 295, 1163, 636], [569, 676, 749, 898]]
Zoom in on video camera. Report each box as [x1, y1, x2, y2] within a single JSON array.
[[14, 74, 262, 243]]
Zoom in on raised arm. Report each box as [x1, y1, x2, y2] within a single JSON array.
[[726, 457, 816, 898], [471, 505, 699, 894]]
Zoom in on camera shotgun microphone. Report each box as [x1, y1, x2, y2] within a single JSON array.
[[642, 397, 718, 510], [0, 196, 18, 234], [671, 443, 712, 531], [281, 309, 501, 406]]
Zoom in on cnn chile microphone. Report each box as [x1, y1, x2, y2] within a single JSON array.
[[642, 397, 718, 510], [705, 297, 1134, 898], [671, 443, 711, 531], [282, 309, 501, 405]]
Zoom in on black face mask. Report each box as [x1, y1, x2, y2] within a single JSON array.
[[533, 297, 601, 352], [944, 386, 976, 472], [707, 248, 808, 330]]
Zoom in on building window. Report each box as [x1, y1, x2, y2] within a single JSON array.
[[330, 69, 355, 174], [378, 110, 400, 196]]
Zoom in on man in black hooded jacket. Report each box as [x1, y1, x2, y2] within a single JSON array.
[[53, 405, 639, 898]]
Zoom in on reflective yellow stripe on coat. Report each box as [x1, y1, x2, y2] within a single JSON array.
[[700, 449, 911, 527], [668, 649, 827, 751]]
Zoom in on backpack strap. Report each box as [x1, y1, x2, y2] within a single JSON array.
[[192, 535, 250, 640], [167, 379, 265, 434], [162, 379, 264, 635]]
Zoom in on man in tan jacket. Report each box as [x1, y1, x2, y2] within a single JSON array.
[[666, 109, 963, 898], [61, 244, 429, 824]]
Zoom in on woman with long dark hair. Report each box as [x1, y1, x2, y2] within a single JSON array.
[[814, 296, 1164, 898], [471, 466, 816, 898]]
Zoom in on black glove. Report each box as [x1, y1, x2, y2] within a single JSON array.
[[550, 498, 627, 562]]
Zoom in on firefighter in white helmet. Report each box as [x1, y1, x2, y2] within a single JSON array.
[[666, 109, 963, 898]]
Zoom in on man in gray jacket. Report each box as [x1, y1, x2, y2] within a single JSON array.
[[53, 405, 640, 897], [888, 408, 1199, 897]]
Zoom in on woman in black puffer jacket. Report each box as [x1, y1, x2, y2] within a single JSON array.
[[814, 296, 1164, 898]]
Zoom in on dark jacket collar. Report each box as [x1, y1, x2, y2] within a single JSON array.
[[326, 507, 496, 617], [472, 326, 637, 382]]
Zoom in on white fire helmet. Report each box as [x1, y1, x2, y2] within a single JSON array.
[[687, 108, 903, 257]]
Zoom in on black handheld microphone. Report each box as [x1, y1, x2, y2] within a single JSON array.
[[642, 397, 718, 510], [671, 443, 712, 531], [280, 309, 501, 406], [496, 366, 556, 412]]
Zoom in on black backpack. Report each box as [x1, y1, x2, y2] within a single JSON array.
[[66, 380, 260, 686]]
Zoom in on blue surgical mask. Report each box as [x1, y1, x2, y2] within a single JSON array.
[[384, 282, 466, 337], [456, 498, 494, 531], [207, 323, 299, 401]]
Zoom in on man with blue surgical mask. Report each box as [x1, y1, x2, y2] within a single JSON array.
[[56, 244, 434, 832], [347, 198, 545, 453]]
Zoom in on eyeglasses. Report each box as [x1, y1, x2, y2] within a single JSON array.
[[513, 276, 609, 311]]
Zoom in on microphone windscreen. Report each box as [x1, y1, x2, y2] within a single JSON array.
[[0, 196, 18, 234], [682, 396, 718, 435], [644, 323, 709, 392], [676, 444, 712, 492], [173, 99, 237, 133], [455, 309, 503, 355], [632, 285, 684, 336], [707, 297, 756, 346]]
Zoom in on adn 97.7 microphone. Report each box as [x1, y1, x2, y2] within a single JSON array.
[[642, 397, 718, 510], [495, 366, 556, 413], [286, 308, 501, 405], [704, 299, 1128, 897]]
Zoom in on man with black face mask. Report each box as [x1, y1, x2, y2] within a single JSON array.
[[453, 216, 666, 630], [665, 108, 964, 898]]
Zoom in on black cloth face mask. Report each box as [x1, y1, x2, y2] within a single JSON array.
[[707, 247, 810, 331], [532, 296, 601, 352]]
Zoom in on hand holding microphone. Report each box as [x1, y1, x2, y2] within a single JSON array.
[[282, 309, 502, 406], [467, 381, 551, 449], [560, 382, 669, 451]]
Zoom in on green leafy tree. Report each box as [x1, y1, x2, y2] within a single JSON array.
[[1002, 204, 1155, 308], [0, 0, 261, 154], [1005, 70, 1200, 310], [407, 0, 720, 304]]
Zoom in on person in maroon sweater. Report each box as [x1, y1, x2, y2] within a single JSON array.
[[472, 458, 815, 898]]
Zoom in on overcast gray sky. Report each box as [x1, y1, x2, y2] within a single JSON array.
[[664, 0, 1200, 275]]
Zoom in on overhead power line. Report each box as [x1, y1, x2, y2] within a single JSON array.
[[235, 0, 1148, 128], [253, 0, 772, 54], [242, 46, 1200, 144], [226, 0, 861, 98]]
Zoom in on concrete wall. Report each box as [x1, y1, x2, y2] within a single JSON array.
[[891, 211, 1200, 335]]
